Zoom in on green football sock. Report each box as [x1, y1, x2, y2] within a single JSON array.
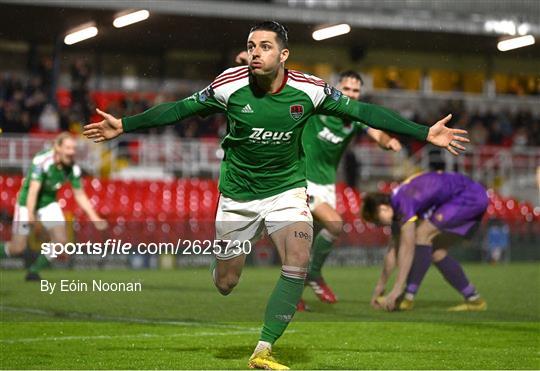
[[260, 266, 306, 344], [308, 229, 335, 280], [209, 258, 217, 283], [29, 254, 49, 273], [0, 242, 7, 258]]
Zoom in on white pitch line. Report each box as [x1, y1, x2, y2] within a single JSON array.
[[1, 329, 259, 344], [0, 306, 261, 331]]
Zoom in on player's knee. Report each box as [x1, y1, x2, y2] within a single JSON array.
[[286, 246, 310, 268], [215, 273, 240, 296], [52, 234, 68, 245], [8, 241, 26, 255], [298, 249, 311, 267], [431, 249, 447, 262]]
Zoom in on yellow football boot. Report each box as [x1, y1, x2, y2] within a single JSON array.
[[448, 298, 487, 312], [398, 297, 415, 311], [248, 348, 289, 370]]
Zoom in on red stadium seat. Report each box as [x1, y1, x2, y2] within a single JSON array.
[[0, 174, 534, 247]]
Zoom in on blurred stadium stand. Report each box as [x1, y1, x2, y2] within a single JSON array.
[[0, 0, 538, 266], [0, 173, 538, 264]]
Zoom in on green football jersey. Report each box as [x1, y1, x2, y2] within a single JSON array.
[[303, 115, 368, 185], [123, 66, 429, 201], [18, 149, 82, 209]]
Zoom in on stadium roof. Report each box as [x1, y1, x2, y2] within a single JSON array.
[[0, 1, 538, 57]]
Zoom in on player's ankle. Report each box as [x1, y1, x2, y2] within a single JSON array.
[[404, 292, 415, 301], [253, 340, 272, 356]]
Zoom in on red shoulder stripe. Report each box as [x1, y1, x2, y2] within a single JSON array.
[[288, 74, 326, 88], [288, 71, 326, 86], [212, 72, 249, 89], [289, 70, 326, 86], [213, 67, 249, 85]]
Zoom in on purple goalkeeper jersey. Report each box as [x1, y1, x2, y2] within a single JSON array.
[[391, 172, 488, 236]]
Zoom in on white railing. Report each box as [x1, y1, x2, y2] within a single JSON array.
[[117, 135, 223, 178], [0, 135, 100, 173], [0, 134, 223, 178]]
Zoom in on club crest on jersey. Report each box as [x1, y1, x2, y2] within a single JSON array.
[[290, 104, 304, 120]]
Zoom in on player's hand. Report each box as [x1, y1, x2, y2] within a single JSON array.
[[370, 284, 385, 309], [83, 109, 124, 143], [384, 289, 401, 312], [93, 218, 108, 231], [385, 138, 402, 152], [426, 114, 469, 156], [235, 51, 249, 65]]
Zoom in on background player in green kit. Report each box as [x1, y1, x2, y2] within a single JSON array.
[[300, 70, 402, 308], [82, 21, 469, 370], [0, 132, 107, 281]]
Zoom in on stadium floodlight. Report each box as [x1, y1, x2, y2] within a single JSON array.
[[64, 24, 98, 45], [497, 35, 535, 51], [113, 10, 150, 28], [312, 24, 351, 41]]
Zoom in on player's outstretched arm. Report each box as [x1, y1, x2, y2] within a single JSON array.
[[83, 109, 123, 143], [84, 91, 224, 143], [426, 114, 469, 155], [319, 96, 469, 154]]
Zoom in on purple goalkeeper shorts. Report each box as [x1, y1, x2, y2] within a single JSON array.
[[429, 182, 488, 237]]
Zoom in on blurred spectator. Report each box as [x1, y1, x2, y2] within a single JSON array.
[[488, 120, 504, 145], [484, 218, 510, 264], [469, 120, 488, 145], [70, 58, 92, 123], [344, 150, 359, 187], [512, 127, 528, 148], [38, 56, 53, 99], [1, 71, 539, 148], [38, 103, 59, 132], [385, 68, 403, 89]]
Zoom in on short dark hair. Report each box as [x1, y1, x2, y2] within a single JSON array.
[[249, 21, 289, 49], [339, 70, 363, 85], [361, 192, 391, 224]]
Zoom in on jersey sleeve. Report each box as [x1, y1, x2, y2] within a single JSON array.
[[28, 161, 45, 183], [391, 193, 419, 230], [396, 201, 419, 227], [354, 121, 369, 132], [69, 165, 82, 189], [122, 85, 225, 133], [316, 87, 429, 141]]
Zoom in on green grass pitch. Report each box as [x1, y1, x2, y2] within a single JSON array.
[[1, 263, 539, 369]]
